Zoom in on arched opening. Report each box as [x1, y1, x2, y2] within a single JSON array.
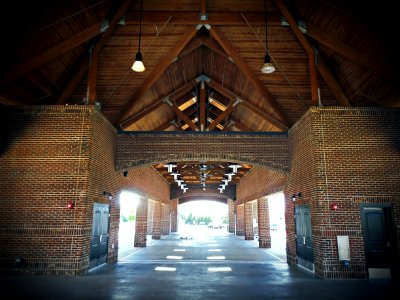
[[178, 200, 228, 239]]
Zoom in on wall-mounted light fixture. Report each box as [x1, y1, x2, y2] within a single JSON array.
[[123, 170, 128, 177], [103, 191, 112, 200], [292, 192, 302, 202], [330, 203, 338, 211], [67, 200, 74, 209]]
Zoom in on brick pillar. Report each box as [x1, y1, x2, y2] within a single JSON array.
[[152, 201, 162, 240], [236, 204, 244, 236], [147, 200, 154, 235], [228, 199, 235, 233], [244, 201, 254, 240], [257, 197, 271, 248], [170, 199, 178, 232], [134, 197, 148, 247], [161, 204, 170, 235]]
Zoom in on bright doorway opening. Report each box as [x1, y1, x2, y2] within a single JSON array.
[[118, 191, 139, 258], [268, 192, 286, 256], [178, 200, 228, 238]]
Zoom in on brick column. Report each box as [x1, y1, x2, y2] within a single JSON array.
[[134, 197, 148, 247], [228, 199, 235, 233], [170, 199, 178, 232], [161, 204, 170, 235], [152, 201, 162, 240], [257, 197, 271, 248], [236, 204, 244, 236], [147, 201, 154, 235], [244, 201, 254, 240]]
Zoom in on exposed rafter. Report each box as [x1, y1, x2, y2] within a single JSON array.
[[117, 26, 200, 125], [120, 80, 196, 129], [207, 78, 288, 131], [307, 27, 400, 84], [273, 0, 351, 106], [0, 22, 102, 86], [208, 26, 291, 126]]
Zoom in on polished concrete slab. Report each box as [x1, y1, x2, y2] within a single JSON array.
[[2, 229, 398, 300]]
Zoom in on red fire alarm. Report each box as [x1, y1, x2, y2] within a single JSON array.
[[330, 203, 338, 211], [67, 201, 74, 209]]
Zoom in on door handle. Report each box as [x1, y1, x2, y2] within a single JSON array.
[[99, 235, 102, 243], [303, 236, 306, 244]]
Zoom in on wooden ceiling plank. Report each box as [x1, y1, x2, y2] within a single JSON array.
[[121, 100, 165, 129], [153, 118, 177, 131], [207, 79, 288, 131], [117, 26, 200, 125], [178, 36, 205, 59], [0, 22, 102, 86], [208, 26, 290, 126], [87, 0, 133, 105], [273, 0, 351, 106], [120, 79, 196, 128], [56, 56, 89, 104], [231, 115, 254, 132], [58, 0, 132, 105], [203, 36, 229, 58], [317, 57, 351, 106], [307, 27, 400, 84]]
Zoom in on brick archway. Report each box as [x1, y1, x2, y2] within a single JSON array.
[[116, 132, 290, 173]]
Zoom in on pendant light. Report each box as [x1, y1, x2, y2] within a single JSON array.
[[131, 0, 145, 72], [261, 0, 275, 74]]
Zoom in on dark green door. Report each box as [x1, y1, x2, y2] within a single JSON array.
[[295, 205, 314, 263], [361, 204, 397, 274], [89, 203, 110, 269]]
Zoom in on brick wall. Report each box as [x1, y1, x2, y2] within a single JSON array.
[[0, 106, 94, 275], [286, 107, 400, 279], [0, 106, 170, 275], [236, 204, 244, 236], [170, 199, 178, 232], [258, 197, 271, 248], [236, 167, 288, 204], [161, 204, 170, 235], [116, 132, 290, 173]]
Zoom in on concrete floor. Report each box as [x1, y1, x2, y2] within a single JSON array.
[[2, 229, 398, 300]]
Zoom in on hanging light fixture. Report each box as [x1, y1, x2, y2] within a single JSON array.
[[261, 0, 275, 74], [131, 0, 145, 72]]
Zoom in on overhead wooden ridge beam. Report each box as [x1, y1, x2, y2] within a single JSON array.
[[199, 80, 207, 131], [117, 26, 200, 126], [273, 0, 351, 106], [126, 11, 282, 26], [208, 26, 291, 126], [0, 22, 102, 86]]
